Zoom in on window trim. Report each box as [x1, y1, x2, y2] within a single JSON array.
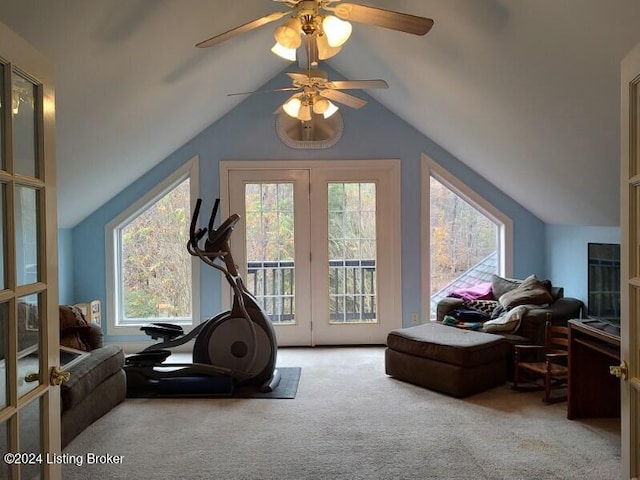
[[421, 153, 513, 321], [105, 156, 200, 335]]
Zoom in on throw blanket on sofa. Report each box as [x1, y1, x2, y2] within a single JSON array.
[[443, 304, 530, 334]]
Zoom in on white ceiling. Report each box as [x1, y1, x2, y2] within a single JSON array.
[[1, 0, 639, 228]]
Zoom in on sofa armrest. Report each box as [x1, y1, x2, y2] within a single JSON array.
[[436, 297, 464, 322], [518, 297, 584, 345]]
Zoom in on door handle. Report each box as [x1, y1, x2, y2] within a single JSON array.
[[609, 361, 628, 381], [25, 372, 39, 383], [49, 366, 70, 386]]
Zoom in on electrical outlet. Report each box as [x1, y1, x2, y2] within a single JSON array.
[[411, 312, 419, 324]]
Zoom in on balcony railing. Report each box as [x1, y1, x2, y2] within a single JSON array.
[[246, 259, 377, 324]]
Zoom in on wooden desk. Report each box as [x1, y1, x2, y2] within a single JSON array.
[[567, 319, 621, 419]]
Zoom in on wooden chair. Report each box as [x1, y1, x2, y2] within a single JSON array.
[[512, 317, 569, 403]]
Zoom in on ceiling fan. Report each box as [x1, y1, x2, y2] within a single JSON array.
[[196, 0, 434, 61], [229, 68, 388, 121]]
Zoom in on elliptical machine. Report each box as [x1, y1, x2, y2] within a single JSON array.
[[124, 198, 281, 397]]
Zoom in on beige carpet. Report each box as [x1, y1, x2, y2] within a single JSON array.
[[63, 347, 620, 480]]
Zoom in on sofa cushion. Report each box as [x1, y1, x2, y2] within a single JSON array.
[[60, 345, 125, 410], [491, 274, 523, 299], [59, 305, 93, 351], [498, 275, 553, 309]]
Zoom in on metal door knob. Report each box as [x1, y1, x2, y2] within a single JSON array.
[[609, 361, 628, 380]]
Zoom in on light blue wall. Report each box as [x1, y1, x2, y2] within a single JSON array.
[[66, 66, 546, 340], [545, 225, 621, 305], [58, 228, 74, 305]]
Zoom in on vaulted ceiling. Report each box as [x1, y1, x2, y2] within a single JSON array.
[[1, 0, 639, 228]]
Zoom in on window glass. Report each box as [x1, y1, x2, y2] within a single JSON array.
[[119, 178, 192, 325]]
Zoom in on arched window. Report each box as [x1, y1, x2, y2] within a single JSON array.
[[422, 154, 513, 320], [106, 157, 199, 334]]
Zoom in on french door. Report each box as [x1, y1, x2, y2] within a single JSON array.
[[620, 40, 640, 480], [0, 21, 61, 479], [223, 160, 401, 346]]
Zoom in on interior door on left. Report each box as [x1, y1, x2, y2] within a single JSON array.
[[0, 21, 61, 480]]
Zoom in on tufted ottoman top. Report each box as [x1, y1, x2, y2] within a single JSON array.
[[386, 323, 509, 368]]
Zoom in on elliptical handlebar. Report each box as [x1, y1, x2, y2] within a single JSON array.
[[187, 198, 238, 263]]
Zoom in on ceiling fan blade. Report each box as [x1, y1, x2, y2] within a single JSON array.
[[228, 87, 300, 97], [327, 79, 388, 90], [196, 11, 289, 48], [286, 72, 310, 83], [319, 89, 367, 109], [332, 3, 434, 36]]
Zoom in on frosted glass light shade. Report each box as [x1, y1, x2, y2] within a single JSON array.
[[274, 17, 302, 49], [323, 101, 339, 119], [283, 97, 302, 118], [298, 104, 312, 121], [316, 33, 342, 60], [322, 16, 352, 47], [271, 42, 297, 61], [313, 97, 330, 114]]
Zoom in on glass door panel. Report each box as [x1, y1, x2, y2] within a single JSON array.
[[17, 293, 41, 398], [245, 182, 296, 325], [0, 302, 8, 410], [228, 169, 311, 346], [0, 184, 6, 290], [15, 185, 39, 286], [0, 420, 9, 480], [19, 399, 42, 480], [0, 64, 5, 172], [12, 71, 38, 179], [327, 182, 377, 324]]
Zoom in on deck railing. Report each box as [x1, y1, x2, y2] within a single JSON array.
[[246, 259, 377, 324]]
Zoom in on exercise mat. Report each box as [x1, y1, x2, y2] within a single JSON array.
[[232, 367, 301, 399]]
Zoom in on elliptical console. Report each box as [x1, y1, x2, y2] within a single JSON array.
[[124, 198, 280, 396]]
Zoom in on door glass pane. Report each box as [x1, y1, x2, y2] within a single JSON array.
[[0, 420, 9, 480], [328, 182, 377, 324], [19, 399, 42, 480], [0, 64, 5, 171], [0, 184, 5, 290], [0, 303, 8, 409], [12, 71, 37, 178], [15, 186, 39, 286], [429, 176, 498, 317], [17, 294, 40, 398], [244, 183, 295, 324]]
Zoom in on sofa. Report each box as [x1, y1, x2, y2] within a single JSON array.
[[59, 305, 126, 448], [436, 274, 584, 348]]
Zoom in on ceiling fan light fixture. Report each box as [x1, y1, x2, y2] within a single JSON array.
[[323, 101, 339, 119], [298, 103, 312, 122], [274, 17, 303, 49], [322, 15, 352, 47], [312, 97, 330, 115], [271, 42, 297, 61], [283, 96, 302, 118], [316, 33, 342, 60]]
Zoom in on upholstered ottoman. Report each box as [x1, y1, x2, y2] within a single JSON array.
[[385, 323, 510, 397]]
